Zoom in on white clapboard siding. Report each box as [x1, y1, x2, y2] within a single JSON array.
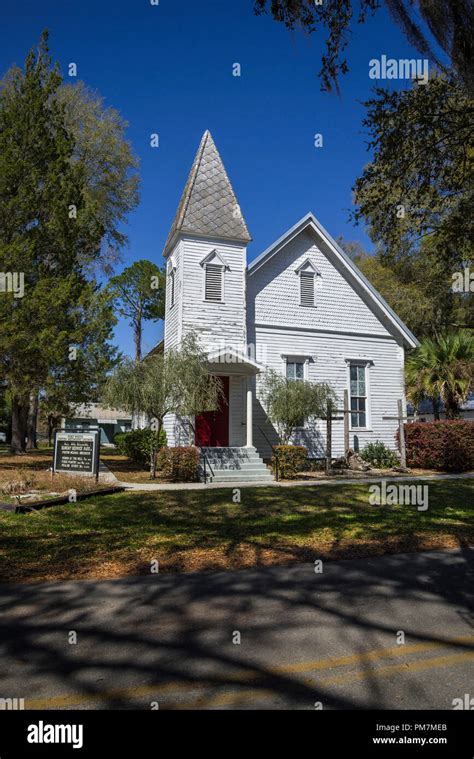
[[247, 225, 407, 459], [180, 236, 247, 353], [163, 239, 183, 351], [247, 229, 393, 336], [252, 327, 405, 459]]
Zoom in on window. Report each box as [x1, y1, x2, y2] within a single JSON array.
[[204, 264, 223, 302], [300, 271, 315, 307], [350, 364, 367, 428], [286, 361, 305, 381], [169, 269, 175, 307]]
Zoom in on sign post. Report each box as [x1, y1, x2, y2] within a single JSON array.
[[53, 430, 100, 481]]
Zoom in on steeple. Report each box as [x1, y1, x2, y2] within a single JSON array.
[[163, 130, 251, 256]]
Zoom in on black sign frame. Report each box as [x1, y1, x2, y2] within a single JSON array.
[[53, 429, 100, 480]]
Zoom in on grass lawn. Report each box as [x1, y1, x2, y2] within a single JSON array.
[[100, 451, 167, 483], [0, 479, 472, 584]]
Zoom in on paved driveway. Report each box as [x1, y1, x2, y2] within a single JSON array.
[[0, 548, 473, 709]]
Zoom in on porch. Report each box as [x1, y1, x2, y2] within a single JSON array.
[[194, 347, 262, 450], [195, 348, 274, 483]]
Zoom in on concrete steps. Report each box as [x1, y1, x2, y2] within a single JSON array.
[[199, 447, 274, 484]]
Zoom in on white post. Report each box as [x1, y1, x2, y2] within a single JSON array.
[[246, 382, 253, 448]]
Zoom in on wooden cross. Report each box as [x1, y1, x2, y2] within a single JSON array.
[[322, 400, 344, 474], [382, 399, 409, 468]]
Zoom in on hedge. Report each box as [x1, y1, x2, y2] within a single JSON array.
[[402, 420, 474, 473], [272, 445, 308, 479], [361, 441, 399, 468], [156, 446, 200, 482], [114, 428, 167, 465]]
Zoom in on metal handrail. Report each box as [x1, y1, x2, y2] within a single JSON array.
[[200, 448, 215, 484], [257, 425, 279, 480]]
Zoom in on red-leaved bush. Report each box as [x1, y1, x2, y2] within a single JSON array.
[[401, 421, 474, 472], [156, 446, 200, 482]]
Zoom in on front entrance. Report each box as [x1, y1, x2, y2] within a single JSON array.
[[195, 376, 229, 447]]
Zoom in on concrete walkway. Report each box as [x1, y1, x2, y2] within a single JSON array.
[[116, 471, 474, 492]]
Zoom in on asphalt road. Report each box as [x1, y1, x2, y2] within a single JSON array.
[[0, 548, 473, 710]]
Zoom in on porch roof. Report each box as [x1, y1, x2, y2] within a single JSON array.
[[206, 347, 264, 376]]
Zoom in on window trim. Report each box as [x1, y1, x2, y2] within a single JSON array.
[[200, 250, 228, 304], [281, 355, 312, 382], [346, 359, 372, 431]]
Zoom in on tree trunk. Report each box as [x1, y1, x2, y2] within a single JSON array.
[[432, 396, 441, 421], [26, 391, 39, 450], [10, 398, 28, 454], [47, 416, 54, 447], [444, 392, 460, 420], [149, 419, 162, 480], [134, 318, 142, 363]]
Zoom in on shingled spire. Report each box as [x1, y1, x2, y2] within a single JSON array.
[[163, 131, 251, 256]]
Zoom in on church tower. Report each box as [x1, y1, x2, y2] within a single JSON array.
[[163, 131, 251, 355]]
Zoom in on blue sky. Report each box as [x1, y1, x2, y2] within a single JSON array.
[[3, 0, 438, 357]]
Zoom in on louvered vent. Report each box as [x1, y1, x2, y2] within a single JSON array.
[[205, 264, 223, 302], [300, 272, 315, 306]]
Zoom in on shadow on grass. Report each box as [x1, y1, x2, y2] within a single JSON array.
[[0, 479, 472, 582]]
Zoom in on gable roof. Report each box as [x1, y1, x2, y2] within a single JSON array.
[[248, 212, 420, 349], [163, 130, 251, 256]]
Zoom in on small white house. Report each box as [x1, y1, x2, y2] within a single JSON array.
[[156, 131, 418, 477]]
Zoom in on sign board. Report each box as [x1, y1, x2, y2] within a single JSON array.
[[53, 431, 100, 478]]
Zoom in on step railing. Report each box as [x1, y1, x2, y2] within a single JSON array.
[[200, 450, 215, 485]]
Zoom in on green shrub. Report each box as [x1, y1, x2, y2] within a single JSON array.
[[360, 441, 399, 468], [114, 428, 167, 465], [156, 446, 200, 482], [401, 421, 474, 472], [272, 445, 308, 479]]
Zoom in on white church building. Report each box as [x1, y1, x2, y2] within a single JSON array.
[[156, 131, 418, 479]]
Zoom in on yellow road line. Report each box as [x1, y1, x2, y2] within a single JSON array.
[[26, 635, 474, 710], [311, 650, 474, 687], [173, 651, 474, 710]]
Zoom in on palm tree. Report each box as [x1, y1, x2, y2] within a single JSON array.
[[406, 331, 474, 419]]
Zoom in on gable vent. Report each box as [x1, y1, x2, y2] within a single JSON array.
[[300, 272, 315, 307], [205, 264, 223, 302]]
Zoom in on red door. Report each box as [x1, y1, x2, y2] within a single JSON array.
[[195, 376, 229, 447]]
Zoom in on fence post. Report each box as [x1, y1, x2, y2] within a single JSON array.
[[326, 402, 332, 475], [398, 398, 407, 468], [343, 389, 349, 456]]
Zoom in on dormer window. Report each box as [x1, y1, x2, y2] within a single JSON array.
[[200, 249, 229, 303], [295, 258, 320, 308]]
